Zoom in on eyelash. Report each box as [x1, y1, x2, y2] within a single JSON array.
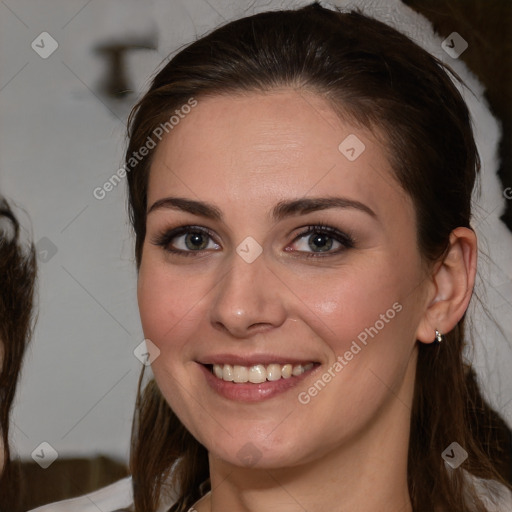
[[150, 223, 355, 259]]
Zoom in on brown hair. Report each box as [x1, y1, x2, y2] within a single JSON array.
[[124, 4, 512, 511], [0, 198, 37, 511]]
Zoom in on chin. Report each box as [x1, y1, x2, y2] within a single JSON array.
[[205, 430, 311, 470]]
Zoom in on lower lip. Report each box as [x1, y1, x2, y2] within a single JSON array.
[[198, 363, 319, 402]]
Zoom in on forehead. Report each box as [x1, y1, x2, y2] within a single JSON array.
[[148, 90, 408, 219]]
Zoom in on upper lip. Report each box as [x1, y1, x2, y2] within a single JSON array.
[[197, 354, 319, 367]]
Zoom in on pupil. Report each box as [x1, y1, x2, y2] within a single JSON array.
[[309, 233, 332, 252], [186, 232, 206, 250]]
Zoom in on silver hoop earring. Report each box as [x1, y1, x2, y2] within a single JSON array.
[[434, 329, 444, 344]]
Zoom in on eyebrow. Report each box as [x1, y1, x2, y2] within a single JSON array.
[[147, 196, 376, 221]]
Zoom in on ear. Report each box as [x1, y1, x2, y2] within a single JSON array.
[[416, 227, 477, 344]]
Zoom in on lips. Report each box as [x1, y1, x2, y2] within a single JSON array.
[[197, 353, 319, 367]]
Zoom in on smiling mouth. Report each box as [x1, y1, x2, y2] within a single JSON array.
[[206, 362, 317, 383]]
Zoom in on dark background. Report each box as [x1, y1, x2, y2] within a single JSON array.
[[405, 0, 512, 231]]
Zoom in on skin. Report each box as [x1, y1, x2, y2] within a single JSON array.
[[137, 89, 477, 512]]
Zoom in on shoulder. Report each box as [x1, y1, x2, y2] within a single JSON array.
[[464, 471, 512, 512], [28, 476, 133, 512]]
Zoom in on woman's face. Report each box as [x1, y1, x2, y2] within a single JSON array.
[[138, 90, 431, 468]]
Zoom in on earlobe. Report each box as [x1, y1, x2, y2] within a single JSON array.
[[416, 227, 477, 344]]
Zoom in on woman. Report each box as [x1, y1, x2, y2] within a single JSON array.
[[32, 2, 512, 511], [0, 197, 37, 511]]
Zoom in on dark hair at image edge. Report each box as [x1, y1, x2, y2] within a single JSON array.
[[123, 3, 512, 511], [0, 198, 37, 511]]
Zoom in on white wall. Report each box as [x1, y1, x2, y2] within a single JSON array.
[[1, 0, 510, 465]]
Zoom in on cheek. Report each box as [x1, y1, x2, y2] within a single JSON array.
[[298, 258, 416, 373], [289, 261, 406, 352], [287, 257, 418, 414], [289, 270, 414, 437], [137, 257, 193, 356], [137, 258, 210, 436], [136, 252, 220, 381]]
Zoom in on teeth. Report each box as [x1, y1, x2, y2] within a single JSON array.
[[292, 364, 304, 376], [266, 364, 281, 381], [211, 362, 315, 383], [222, 364, 234, 382], [281, 364, 292, 379], [248, 364, 266, 384], [214, 364, 224, 379], [233, 365, 249, 383]]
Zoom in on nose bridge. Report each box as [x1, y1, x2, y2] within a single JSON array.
[[209, 246, 286, 336]]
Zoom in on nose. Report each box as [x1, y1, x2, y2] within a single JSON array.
[[209, 249, 287, 339]]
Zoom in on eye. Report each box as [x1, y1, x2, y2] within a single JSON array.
[[151, 226, 220, 257], [289, 224, 354, 257], [151, 223, 354, 259]]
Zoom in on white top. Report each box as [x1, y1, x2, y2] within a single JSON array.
[[29, 477, 135, 512], [28, 472, 512, 512], [467, 475, 512, 511], [28, 476, 176, 512]]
